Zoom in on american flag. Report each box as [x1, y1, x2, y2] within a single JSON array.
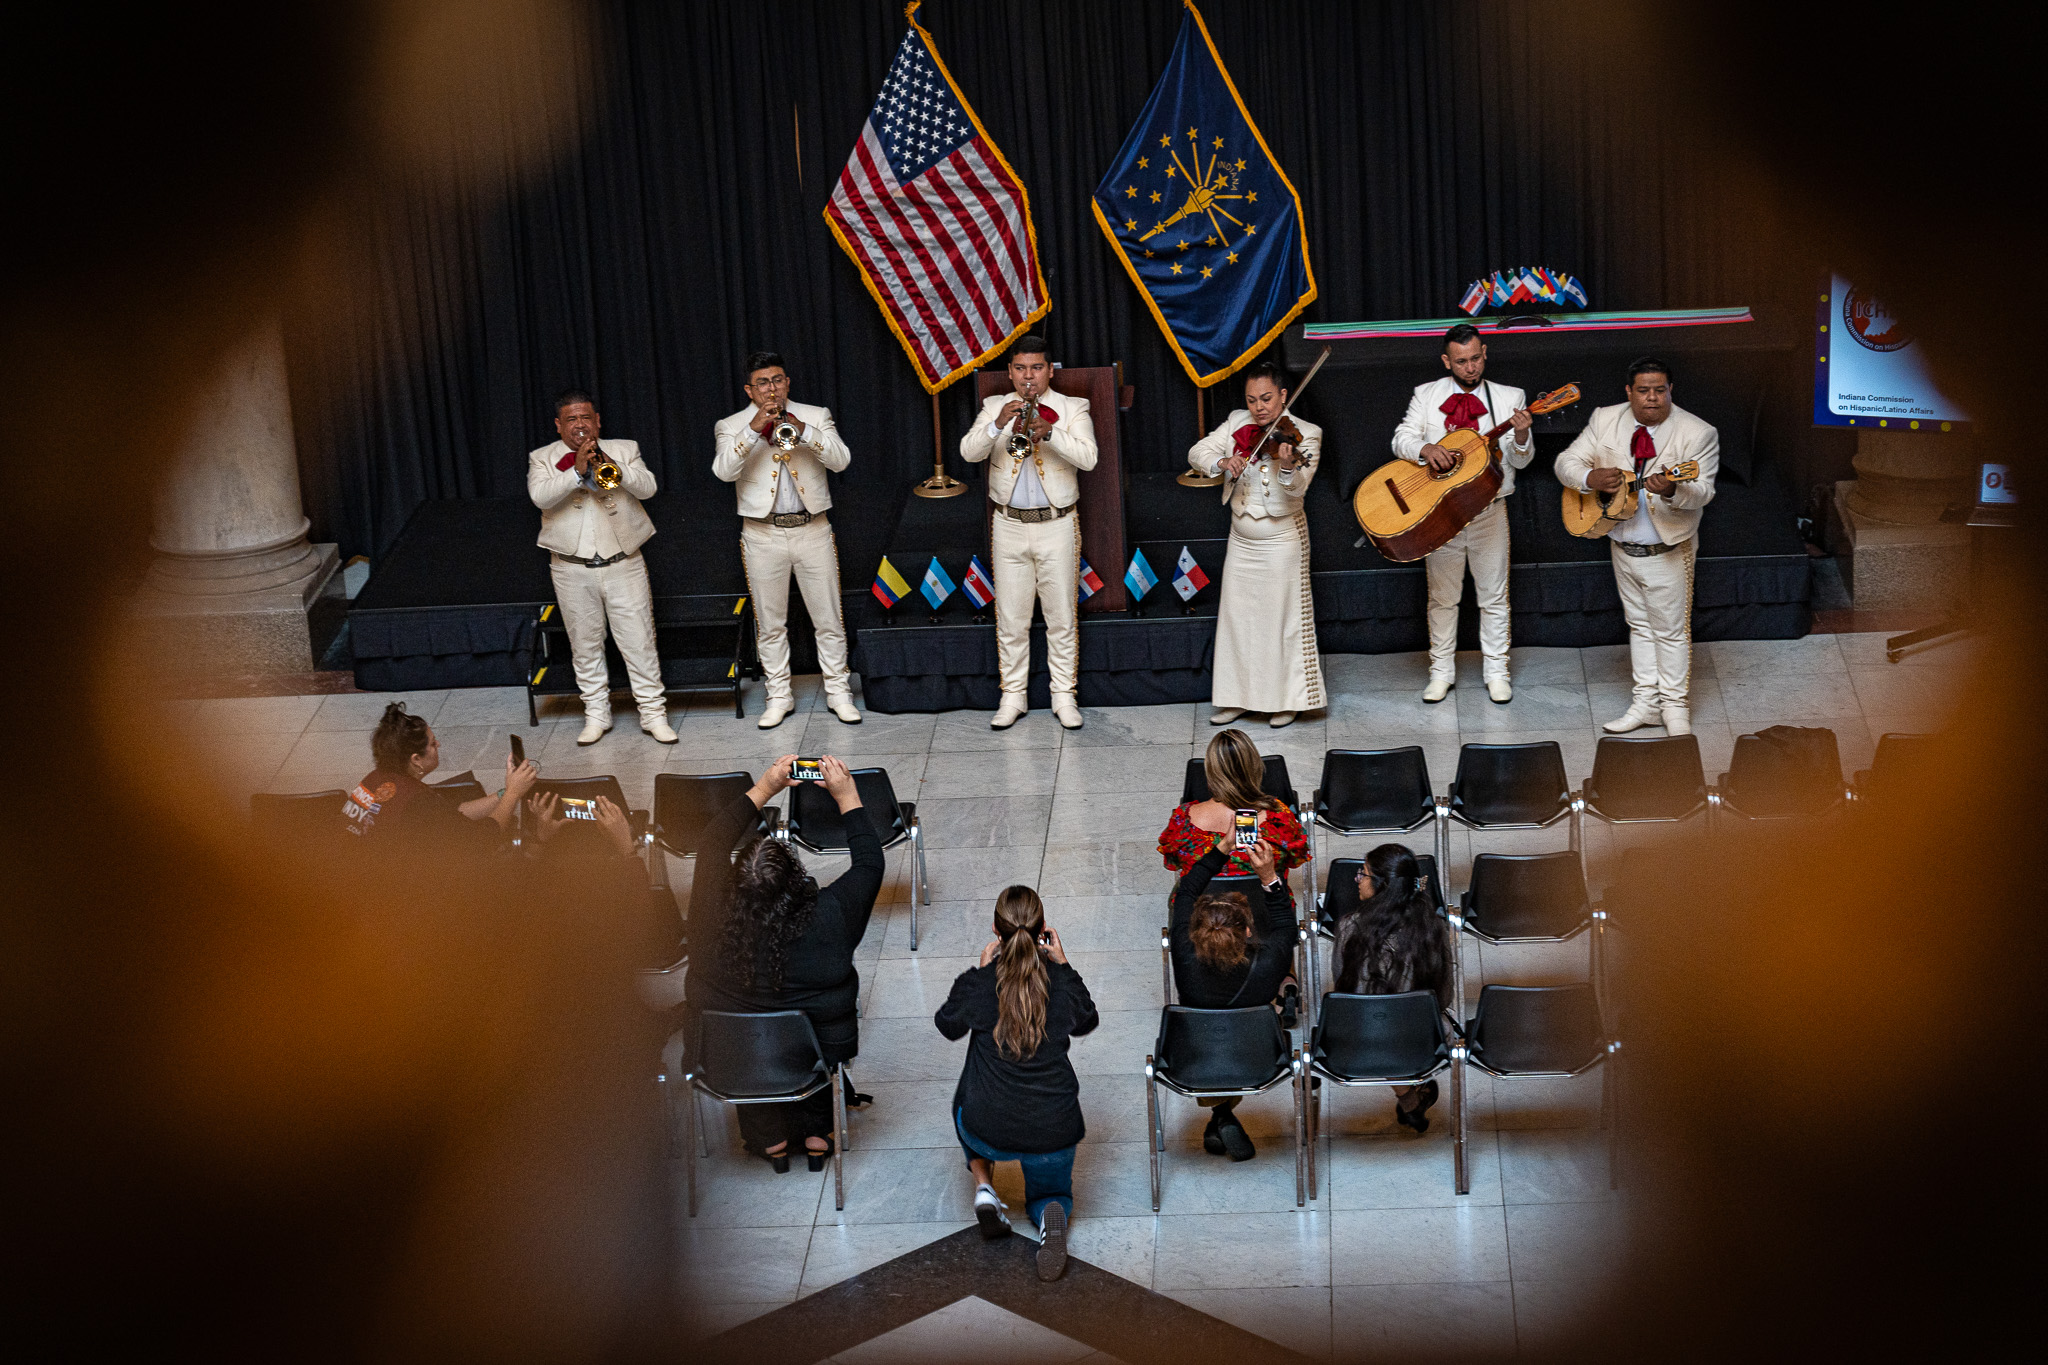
[[824, 15, 1049, 393]]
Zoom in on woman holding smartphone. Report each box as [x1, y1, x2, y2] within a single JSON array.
[[1157, 729, 1307, 880], [934, 886, 1098, 1282]]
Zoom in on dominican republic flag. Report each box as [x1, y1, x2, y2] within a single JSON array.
[[872, 556, 912, 608], [920, 557, 957, 609], [961, 554, 995, 608], [1124, 548, 1159, 601], [1457, 280, 1488, 316], [823, 3, 1050, 393], [1172, 547, 1209, 602], [1559, 272, 1588, 307], [1076, 557, 1104, 601], [1489, 271, 1512, 306]]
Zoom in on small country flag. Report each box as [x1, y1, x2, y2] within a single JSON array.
[[921, 557, 957, 609], [1458, 279, 1487, 316], [1124, 547, 1159, 601], [1077, 557, 1104, 601], [1172, 546, 1209, 602], [962, 554, 995, 608], [1507, 269, 1534, 305], [1559, 272, 1588, 307], [1489, 271, 1511, 306], [872, 556, 912, 608]]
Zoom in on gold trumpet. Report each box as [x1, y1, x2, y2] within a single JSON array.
[[589, 446, 622, 490]]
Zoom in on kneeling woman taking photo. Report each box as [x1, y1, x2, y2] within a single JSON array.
[[934, 887, 1098, 1282]]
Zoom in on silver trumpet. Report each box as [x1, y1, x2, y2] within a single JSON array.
[[768, 405, 801, 451], [1005, 391, 1036, 457]]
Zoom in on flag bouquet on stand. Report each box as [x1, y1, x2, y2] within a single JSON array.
[[1458, 267, 1589, 316]]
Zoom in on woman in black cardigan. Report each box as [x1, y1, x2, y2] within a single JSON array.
[[690, 755, 882, 1172], [1169, 834, 1298, 1161]]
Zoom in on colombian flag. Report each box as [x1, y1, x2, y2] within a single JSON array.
[[872, 556, 912, 608]]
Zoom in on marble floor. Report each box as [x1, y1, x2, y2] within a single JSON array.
[[182, 629, 1972, 1360]]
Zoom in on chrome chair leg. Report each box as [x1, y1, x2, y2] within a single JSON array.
[[1159, 928, 1173, 1006], [909, 821, 924, 952], [684, 1075, 700, 1217], [1293, 1062, 1306, 1208], [1146, 1064, 1163, 1211], [1605, 1042, 1623, 1191], [1451, 1050, 1470, 1197], [832, 1064, 848, 1211]]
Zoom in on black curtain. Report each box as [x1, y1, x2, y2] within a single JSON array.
[[291, 0, 1802, 562]]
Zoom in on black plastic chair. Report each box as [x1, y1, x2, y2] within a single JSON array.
[[1306, 852, 1446, 1022], [1180, 754, 1298, 810], [426, 771, 487, 809], [1581, 735, 1707, 825], [785, 767, 925, 949], [1445, 741, 1579, 850], [1851, 732, 1942, 809], [532, 774, 651, 855], [1709, 729, 1848, 829], [1306, 991, 1465, 1197], [676, 1009, 849, 1215], [650, 772, 778, 889], [1145, 1005, 1304, 1210], [1305, 748, 1444, 1010], [252, 789, 349, 845], [1457, 852, 1602, 1016], [1461, 983, 1619, 1189]]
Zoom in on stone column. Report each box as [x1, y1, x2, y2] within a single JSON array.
[[131, 319, 340, 674], [1827, 429, 1976, 611]]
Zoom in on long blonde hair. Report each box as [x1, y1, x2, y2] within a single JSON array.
[[1204, 729, 1281, 812], [992, 886, 1049, 1060]]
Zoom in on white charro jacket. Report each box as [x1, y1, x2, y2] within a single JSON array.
[[1187, 410, 1323, 520], [1391, 377, 1535, 500], [711, 399, 851, 517], [959, 388, 1098, 508], [528, 438, 657, 557], [1552, 401, 1720, 545]]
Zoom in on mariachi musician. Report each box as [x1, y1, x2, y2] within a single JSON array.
[[1187, 361, 1324, 728], [1391, 323, 1533, 704]]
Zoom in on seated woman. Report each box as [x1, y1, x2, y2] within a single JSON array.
[[345, 703, 535, 848], [1331, 843, 1449, 1132], [1158, 729, 1307, 882], [689, 755, 880, 1172], [1168, 834, 1297, 1161], [935, 886, 1098, 1283]]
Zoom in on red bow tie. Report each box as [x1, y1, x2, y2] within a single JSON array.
[[1439, 392, 1485, 432], [1631, 425, 1656, 475], [555, 442, 593, 472], [1232, 422, 1282, 459]]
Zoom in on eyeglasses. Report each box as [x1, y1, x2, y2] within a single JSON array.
[[749, 375, 791, 388]]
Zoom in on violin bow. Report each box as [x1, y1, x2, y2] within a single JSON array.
[[1221, 344, 1333, 506]]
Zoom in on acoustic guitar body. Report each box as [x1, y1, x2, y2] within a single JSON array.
[[1562, 483, 1639, 539], [1351, 429, 1503, 562]]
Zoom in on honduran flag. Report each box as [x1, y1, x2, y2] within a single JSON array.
[[961, 554, 995, 608], [1124, 547, 1159, 601], [920, 556, 957, 609], [872, 556, 912, 608], [1076, 557, 1104, 601], [1457, 279, 1488, 316], [1172, 546, 1209, 602]]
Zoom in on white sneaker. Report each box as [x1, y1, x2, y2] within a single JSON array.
[[1661, 705, 1692, 736], [1051, 693, 1083, 729], [1036, 1202, 1069, 1281], [643, 717, 678, 744], [576, 716, 613, 745], [1486, 677, 1513, 704], [1602, 704, 1660, 734], [1422, 675, 1454, 704], [990, 694, 1028, 729], [1209, 707, 1245, 725], [827, 698, 862, 724], [973, 1184, 1012, 1240], [757, 698, 794, 730], [1268, 711, 1296, 728]]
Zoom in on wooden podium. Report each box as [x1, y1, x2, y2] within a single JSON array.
[[973, 364, 1133, 613]]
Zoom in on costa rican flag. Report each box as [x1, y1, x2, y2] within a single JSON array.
[[1172, 547, 1209, 602], [1076, 557, 1104, 601], [823, 7, 1050, 393], [1458, 279, 1488, 315], [961, 554, 995, 608], [1124, 548, 1159, 601]]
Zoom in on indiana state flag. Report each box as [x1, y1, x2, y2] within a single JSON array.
[[1091, 1, 1315, 387]]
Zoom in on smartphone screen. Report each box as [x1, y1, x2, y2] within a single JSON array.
[[561, 797, 598, 821], [509, 734, 525, 766], [792, 758, 825, 782], [1234, 809, 1259, 849]]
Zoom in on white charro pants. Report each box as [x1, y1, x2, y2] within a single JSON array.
[[739, 516, 851, 704], [991, 509, 1080, 698], [1212, 509, 1324, 713], [1423, 497, 1511, 681], [1611, 537, 1696, 709], [548, 551, 666, 725]]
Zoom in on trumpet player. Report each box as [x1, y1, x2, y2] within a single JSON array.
[[960, 335, 1097, 731], [528, 389, 675, 746], [714, 351, 859, 729]]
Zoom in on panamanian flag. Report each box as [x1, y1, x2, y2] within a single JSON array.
[[1172, 546, 1209, 602], [920, 557, 957, 609], [1124, 547, 1159, 601], [872, 556, 912, 608], [961, 554, 995, 608]]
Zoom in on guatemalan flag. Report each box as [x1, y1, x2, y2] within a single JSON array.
[[1124, 548, 1159, 601], [1172, 546, 1210, 602], [961, 554, 995, 609], [920, 557, 957, 609], [824, 2, 1050, 393], [1076, 557, 1105, 602]]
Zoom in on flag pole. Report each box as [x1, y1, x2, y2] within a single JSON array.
[[1178, 383, 1223, 487], [913, 389, 966, 498]]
